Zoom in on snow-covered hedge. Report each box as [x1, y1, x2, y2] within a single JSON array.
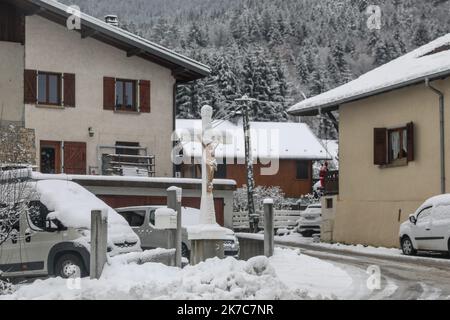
[[0, 279, 14, 296], [233, 185, 290, 212]]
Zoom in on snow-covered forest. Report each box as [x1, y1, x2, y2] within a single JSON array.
[[63, 0, 450, 139]]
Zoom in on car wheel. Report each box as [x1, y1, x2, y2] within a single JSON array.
[[401, 236, 416, 256], [55, 253, 87, 279], [181, 243, 190, 259]]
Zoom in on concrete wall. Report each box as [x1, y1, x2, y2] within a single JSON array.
[[24, 16, 176, 177], [321, 195, 337, 243], [335, 78, 450, 247], [0, 42, 24, 124]]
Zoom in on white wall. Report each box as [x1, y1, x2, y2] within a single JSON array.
[[0, 42, 24, 124], [24, 16, 176, 177]]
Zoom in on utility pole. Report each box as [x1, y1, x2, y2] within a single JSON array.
[[235, 95, 258, 232]]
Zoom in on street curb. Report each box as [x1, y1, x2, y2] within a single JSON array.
[[274, 239, 450, 269]]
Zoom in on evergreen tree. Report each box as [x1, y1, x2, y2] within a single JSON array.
[[413, 23, 430, 47]]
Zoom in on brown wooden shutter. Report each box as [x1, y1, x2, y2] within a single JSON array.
[[374, 128, 387, 165], [63, 142, 87, 174], [139, 80, 151, 113], [63, 73, 76, 107], [24, 69, 37, 104], [407, 122, 415, 162], [103, 77, 116, 110]]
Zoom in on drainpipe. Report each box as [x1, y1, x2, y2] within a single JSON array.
[[425, 78, 445, 194]]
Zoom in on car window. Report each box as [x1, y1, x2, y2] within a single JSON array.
[[28, 201, 51, 230], [119, 210, 146, 227], [432, 204, 450, 221], [417, 206, 432, 223], [149, 210, 155, 226]]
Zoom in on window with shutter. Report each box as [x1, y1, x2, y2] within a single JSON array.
[[103, 77, 116, 110], [36, 72, 62, 106], [139, 80, 151, 113], [24, 69, 37, 104], [375, 123, 415, 167], [63, 73, 76, 107], [374, 128, 387, 165], [406, 122, 414, 162]]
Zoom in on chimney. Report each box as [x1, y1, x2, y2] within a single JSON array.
[[104, 15, 119, 27]]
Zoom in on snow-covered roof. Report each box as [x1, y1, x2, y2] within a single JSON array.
[[175, 119, 331, 160], [15, 0, 210, 82], [288, 34, 450, 116]]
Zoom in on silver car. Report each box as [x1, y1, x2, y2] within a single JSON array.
[[116, 206, 240, 258]]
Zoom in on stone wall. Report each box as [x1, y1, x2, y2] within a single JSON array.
[[0, 123, 36, 165]]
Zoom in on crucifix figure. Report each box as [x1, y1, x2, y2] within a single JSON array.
[[202, 139, 219, 194], [199, 105, 219, 225]]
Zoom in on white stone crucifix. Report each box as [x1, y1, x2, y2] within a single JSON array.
[[188, 105, 228, 241]]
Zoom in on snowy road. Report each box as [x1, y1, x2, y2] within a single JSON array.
[[279, 243, 450, 300]]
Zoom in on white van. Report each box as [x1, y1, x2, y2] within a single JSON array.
[[0, 177, 140, 279], [399, 194, 450, 255]]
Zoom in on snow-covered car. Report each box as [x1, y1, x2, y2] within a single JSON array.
[[0, 179, 141, 279], [399, 195, 450, 256], [116, 206, 240, 258], [296, 203, 322, 237]]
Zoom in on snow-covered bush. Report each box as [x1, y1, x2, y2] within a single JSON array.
[[233, 185, 290, 212], [0, 279, 14, 296], [297, 193, 321, 207], [0, 170, 33, 247]]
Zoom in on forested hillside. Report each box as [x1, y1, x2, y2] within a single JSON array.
[[63, 0, 450, 138]]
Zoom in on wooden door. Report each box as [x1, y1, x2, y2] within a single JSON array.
[[64, 142, 87, 174], [40, 141, 61, 174]]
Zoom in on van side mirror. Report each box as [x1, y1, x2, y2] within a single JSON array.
[[409, 215, 417, 225], [45, 218, 67, 232]]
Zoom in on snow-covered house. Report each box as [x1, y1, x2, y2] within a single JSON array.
[[288, 34, 450, 248], [175, 118, 331, 198], [0, 0, 209, 177]]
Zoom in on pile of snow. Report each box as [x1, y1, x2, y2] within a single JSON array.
[[34, 180, 140, 251], [1, 248, 353, 300]]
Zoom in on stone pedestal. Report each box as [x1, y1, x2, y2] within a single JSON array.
[[190, 239, 224, 265], [188, 223, 228, 265]]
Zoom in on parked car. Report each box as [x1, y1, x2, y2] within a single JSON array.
[[116, 206, 240, 258], [0, 178, 140, 279], [399, 195, 450, 256], [296, 203, 322, 237]]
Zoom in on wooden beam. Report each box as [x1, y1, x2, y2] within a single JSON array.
[[126, 48, 144, 57]]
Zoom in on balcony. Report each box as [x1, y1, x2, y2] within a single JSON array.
[[324, 170, 339, 195]]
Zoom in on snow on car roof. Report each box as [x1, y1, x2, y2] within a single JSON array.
[[422, 194, 450, 208], [35, 179, 138, 244], [288, 33, 450, 115]]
